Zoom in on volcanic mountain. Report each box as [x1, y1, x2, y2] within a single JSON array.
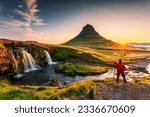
[[64, 24, 119, 49]]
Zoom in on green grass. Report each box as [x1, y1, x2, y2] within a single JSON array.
[[0, 79, 96, 100], [0, 76, 150, 100], [55, 62, 108, 76], [51, 46, 108, 64], [64, 36, 117, 48]]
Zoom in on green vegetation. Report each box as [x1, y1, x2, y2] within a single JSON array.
[[51, 46, 108, 64], [1, 41, 112, 74], [0, 76, 150, 100], [0, 79, 96, 100], [65, 37, 117, 49], [55, 63, 108, 76]]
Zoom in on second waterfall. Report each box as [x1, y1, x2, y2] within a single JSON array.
[[44, 50, 57, 65]]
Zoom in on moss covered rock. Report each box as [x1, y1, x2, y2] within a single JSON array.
[[55, 62, 108, 76]]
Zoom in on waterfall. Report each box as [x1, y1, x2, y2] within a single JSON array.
[[44, 50, 57, 65], [44, 50, 53, 65], [21, 49, 39, 72], [146, 64, 150, 73]]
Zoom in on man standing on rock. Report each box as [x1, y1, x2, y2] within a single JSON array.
[[115, 59, 127, 83]]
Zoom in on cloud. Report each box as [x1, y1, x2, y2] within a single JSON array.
[[1, 19, 30, 28], [0, 0, 45, 38], [15, 9, 32, 22], [0, 0, 47, 42], [18, 5, 23, 9], [16, 0, 45, 26], [1, 0, 45, 30], [0, 23, 51, 43], [0, 15, 31, 31]]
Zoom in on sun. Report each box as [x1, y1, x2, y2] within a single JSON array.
[[119, 40, 127, 45]]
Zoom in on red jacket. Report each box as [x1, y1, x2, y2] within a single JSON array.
[[115, 62, 126, 73]]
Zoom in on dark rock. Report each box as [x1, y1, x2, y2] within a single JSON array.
[[49, 78, 61, 86], [129, 65, 148, 73]]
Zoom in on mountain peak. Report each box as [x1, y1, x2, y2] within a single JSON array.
[[77, 24, 100, 38], [83, 24, 96, 32]]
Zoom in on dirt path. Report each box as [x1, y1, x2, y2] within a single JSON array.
[[95, 82, 150, 100]]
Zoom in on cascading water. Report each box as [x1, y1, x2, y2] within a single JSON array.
[[22, 49, 40, 72], [146, 64, 150, 73], [44, 50, 57, 65], [146, 57, 150, 74], [44, 50, 53, 65]]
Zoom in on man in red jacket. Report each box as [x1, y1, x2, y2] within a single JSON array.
[[115, 59, 127, 83]]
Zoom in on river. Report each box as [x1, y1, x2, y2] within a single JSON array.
[[12, 57, 150, 86]]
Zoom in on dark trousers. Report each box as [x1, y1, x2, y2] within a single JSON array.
[[116, 72, 127, 83]]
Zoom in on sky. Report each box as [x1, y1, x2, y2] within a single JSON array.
[[0, 0, 150, 44]]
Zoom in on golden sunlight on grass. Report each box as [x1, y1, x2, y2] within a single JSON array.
[[108, 41, 134, 59]]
